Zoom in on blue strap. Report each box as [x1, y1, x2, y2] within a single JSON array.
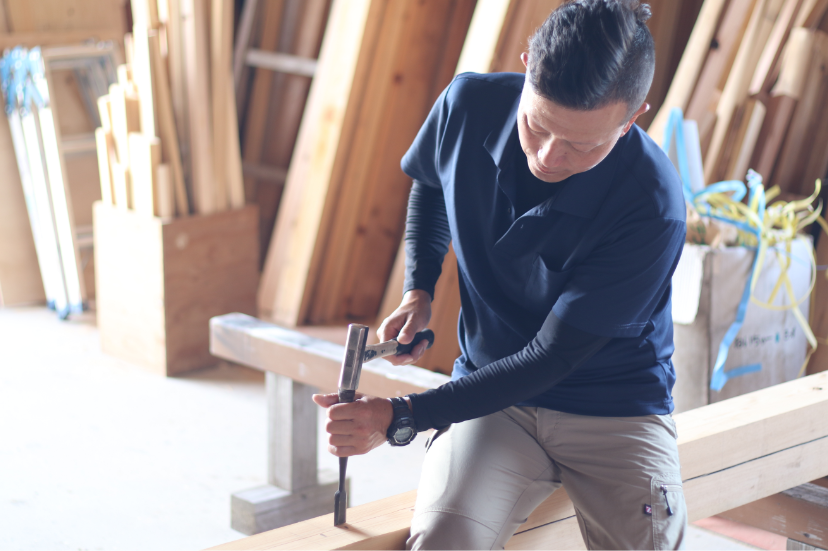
[[664, 109, 765, 391]]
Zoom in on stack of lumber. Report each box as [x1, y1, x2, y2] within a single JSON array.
[[94, 0, 245, 220], [649, 0, 828, 194], [648, 0, 828, 375], [256, 0, 704, 374]]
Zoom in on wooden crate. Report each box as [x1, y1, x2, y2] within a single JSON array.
[[94, 202, 259, 375]]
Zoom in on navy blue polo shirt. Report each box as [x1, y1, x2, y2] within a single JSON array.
[[401, 72, 686, 417]]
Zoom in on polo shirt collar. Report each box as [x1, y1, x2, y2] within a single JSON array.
[[483, 93, 629, 221]]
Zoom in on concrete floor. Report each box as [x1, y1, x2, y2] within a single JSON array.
[[0, 306, 757, 550]]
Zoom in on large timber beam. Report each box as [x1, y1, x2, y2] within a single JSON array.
[[208, 314, 828, 550]]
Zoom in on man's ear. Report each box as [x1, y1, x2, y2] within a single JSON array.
[[521, 52, 529, 69], [622, 103, 650, 134]]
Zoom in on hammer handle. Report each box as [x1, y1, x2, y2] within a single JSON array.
[[395, 329, 435, 356]]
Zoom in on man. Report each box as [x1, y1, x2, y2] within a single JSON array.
[[313, 1, 688, 548]]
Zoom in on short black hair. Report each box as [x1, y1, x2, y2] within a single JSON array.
[[527, 0, 655, 121]]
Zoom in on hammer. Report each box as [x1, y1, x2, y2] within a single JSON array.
[[334, 323, 435, 526]]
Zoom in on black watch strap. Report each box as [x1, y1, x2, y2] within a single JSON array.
[[386, 397, 417, 446]]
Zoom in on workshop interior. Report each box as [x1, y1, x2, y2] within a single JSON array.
[[1, 0, 828, 550]]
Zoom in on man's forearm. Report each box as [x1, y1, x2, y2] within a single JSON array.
[[403, 180, 451, 300]]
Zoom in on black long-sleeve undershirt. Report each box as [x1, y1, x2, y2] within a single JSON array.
[[403, 180, 610, 432]]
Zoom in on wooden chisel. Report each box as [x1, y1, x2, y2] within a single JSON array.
[[334, 324, 435, 526]]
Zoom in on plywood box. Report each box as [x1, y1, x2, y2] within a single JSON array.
[[671, 238, 812, 412], [94, 202, 259, 375]]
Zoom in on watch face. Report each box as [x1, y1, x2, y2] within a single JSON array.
[[394, 427, 414, 443]]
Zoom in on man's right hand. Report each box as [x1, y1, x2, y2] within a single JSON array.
[[378, 289, 433, 365]]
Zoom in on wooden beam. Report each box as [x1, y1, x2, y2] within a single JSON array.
[[209, 313, 451, 396], [719, 482, 828, 547], [205, 365, 828, 550]]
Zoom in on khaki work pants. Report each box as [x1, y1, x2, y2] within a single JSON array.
[[407, 406, 687, 550]]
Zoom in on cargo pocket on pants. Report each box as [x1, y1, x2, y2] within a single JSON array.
[[650, 477, 687, 550]]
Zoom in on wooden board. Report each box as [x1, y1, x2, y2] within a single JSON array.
[[207, 369, 828, 550], [684, 0, 757, 125], [748, 0, 805, 97], [147, 31, 189, 214], [210, 313, 451, 396], [127, 132, 161, 216], [181, 0, 215, 214], [240, 0, 286, 216], [771, 30, 828, 193], [211, 0, 233, 212], [704, 0, 777, 183], [302, 0, 476, 325], [489, 0, 564, 74], [95, 203, 259, 376], [725, 97, 766, 181], [253, 0, 331, 262], [648, 0, 728, 146]]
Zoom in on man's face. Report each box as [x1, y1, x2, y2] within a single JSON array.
[[516, 60, 648, 183]]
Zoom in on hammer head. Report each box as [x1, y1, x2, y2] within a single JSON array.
[[338, 324, 369, 402]]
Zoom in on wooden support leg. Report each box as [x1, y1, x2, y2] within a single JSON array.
[[230, 373, 343, 535]]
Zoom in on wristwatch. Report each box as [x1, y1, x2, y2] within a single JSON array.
[[386, 396, 417, 446]]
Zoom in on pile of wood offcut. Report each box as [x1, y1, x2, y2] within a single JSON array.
[[95, 0, 243, 219]]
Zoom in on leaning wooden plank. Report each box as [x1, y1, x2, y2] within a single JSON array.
[[211, 0, 233, 212], [725, 97, 766, 181], [454, 0, 512, 74], [719, 482, 828, 547], [148, 31, 190, 215], [5, 0, 128, 33], [128, 132, 162, 216], [254, 0, 330, 262], [684, 0, 757, 125], [95, 127, 115, 206], [164, 0, 191, 188], [704, 0, 777, 183], [748, 0, 805, 97], [489, 0, 565, 74], [648, 0, 728, 146], [771, 30, 828, 193], [257, 0, 375, 323], [750, 27, 814, 180], [210, 313, 450, 396], [303, 0, 476, 325], [181, 0, 216, 214], [207, 370, 828, 550]]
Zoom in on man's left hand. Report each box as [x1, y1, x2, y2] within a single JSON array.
[[312, 393, 394, 457]]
